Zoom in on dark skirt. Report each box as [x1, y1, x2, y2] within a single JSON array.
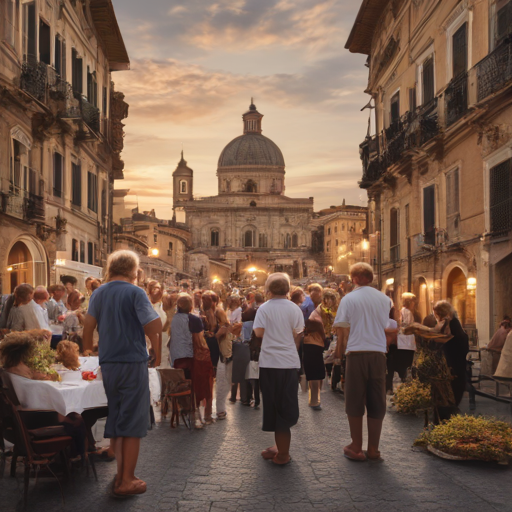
[[206, 336, 220, 368], [303, 344, 326, 381], [260, 368, 299, 432], [231, 341, 251, 383]]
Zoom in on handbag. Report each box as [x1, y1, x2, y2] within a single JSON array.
[[397, 333, 416, 351], [245, 360, 259, 380]]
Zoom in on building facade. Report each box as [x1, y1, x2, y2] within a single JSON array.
[[0, 0, 129, 293], [176, 102, 318, 279], [348, 0, 512, 344], [315, 204, 368, 274]]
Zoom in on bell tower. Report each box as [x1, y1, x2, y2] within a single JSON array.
[[172, 151, 193, 219], [243, 99, 263, 134]]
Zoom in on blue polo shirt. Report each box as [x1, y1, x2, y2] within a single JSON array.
[[88, 281, 159, 364]]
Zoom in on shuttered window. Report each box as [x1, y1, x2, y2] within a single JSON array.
[[390, 208, 400, 262], [87, 172, 98, 212], [390, 92, 400, 124], [72, 163, 81, 206], [72, 239, 79, 261], [423, 185, 436, 245], [88, 242, 94, 265], [452, 23, 468, 78], [422, 56, 435, 104], [80, 241, 85, 263], [490, 158, 512, 235], [53, 153, 63, 197], [446, 169, 460, 239], [409, 88, 417, 112]]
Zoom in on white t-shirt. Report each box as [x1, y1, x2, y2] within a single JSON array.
[[333, 286, 392, 353], [228, 307, 242, 325], [253, 298, 304, 369]]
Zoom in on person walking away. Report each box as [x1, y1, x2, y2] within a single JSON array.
[[487, 318, 511, 373], [302, 315, 326, 410], [334, 263, 391, 462], [83, 250, 162, 497], [228, 295, 249, 404], [394, 293, 417, 382], [254, 273, 304, 465]]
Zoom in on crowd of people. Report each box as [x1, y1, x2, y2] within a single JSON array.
[[0, 249, 493, 495]]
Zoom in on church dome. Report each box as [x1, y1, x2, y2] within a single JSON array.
[[217, 101, 285, 168]]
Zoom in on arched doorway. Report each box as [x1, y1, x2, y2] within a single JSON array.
[[446, 267, 468, 326], [415, 277, 430, 322], [4, 236, 48, 293]]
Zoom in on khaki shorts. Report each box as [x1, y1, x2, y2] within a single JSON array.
[[344, 351, 387, 420]]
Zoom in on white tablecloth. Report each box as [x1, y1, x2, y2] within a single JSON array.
[[9, 367, 162, 416]]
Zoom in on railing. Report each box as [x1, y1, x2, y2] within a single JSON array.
[[445, 72, 469, 126], [167, 250, 173, 256], [1, 178, 45, 223], [477, 37, 512, 102], [19, 61, 100, 133]]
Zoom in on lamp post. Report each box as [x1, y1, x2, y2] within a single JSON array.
[[361, 239, 369, 262]]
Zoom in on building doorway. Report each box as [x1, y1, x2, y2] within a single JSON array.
[[494, 252, 512, 330], [7, 241, 32, 291], [446, 267, 468, 326], [415, 277, 430, 322]]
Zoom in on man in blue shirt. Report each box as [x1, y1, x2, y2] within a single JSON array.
[[300, 283, 323, 321], [83, 250, 162, 498]]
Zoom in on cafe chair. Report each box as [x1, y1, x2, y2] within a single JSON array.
[[157, 368, 193, 429], [0, 388, 73, 503]]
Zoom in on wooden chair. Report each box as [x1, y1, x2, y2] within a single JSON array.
[[157, 368, 193, 429]]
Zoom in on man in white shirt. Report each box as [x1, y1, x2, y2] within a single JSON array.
[[253, 273, 304, 465], [7, 284, 41, 331], [334, 263, 392, 462], [33, 286, 51, 331]]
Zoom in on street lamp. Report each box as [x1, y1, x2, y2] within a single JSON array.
[[149, 248, 159, 257], [361, 239, 369, 262]]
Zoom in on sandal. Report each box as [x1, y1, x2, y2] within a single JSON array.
[[272, 455, 292, 465], [216, 411, 227, 420], [204, 417, 215, 425]]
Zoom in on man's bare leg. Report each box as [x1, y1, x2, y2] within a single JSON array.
[[273, 430, 291, 464], [113, 438, 122, 487], [367, 417, 384, 459], [115, 437, 146, 494], [344, 416, 366, 460]]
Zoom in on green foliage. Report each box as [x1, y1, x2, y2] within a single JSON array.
[[393, 379, 432, 414], [415, 415, 512, 462], [26, 343, 58, 381]]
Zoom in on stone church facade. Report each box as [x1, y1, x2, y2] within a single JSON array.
[[173, 102, 317, 278]]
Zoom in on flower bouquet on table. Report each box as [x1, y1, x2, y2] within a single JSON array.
[[415, 415, 512, 464]]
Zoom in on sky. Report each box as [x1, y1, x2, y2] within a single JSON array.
[[110, 0, 369, 219]]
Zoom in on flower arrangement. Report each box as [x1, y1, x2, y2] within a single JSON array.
[[392, 379, 432, 414], [27, 342, 59, 381], [414, 415, 512, 462]]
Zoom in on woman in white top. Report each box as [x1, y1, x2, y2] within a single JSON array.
[[253, 273, 304, 465], [147, 281, 170, 368]]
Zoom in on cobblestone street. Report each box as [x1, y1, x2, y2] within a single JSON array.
[[2, 387, 511, 512]]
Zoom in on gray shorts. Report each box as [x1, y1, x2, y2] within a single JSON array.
[[102, 361, 150, 438]]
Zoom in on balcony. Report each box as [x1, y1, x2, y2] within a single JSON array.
[[390, 244, 400, 263], [1, 178, 45, 223], [20, 61, 100, 133], [445, 72, 469, 127], [167, 250, 173, 256], [477, 37, 512, 102]]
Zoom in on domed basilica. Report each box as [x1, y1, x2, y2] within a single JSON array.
[[173, 102, 315, 278]]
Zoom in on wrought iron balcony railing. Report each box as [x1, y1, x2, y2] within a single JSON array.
[[1, 178, 45, 223], [445, 72, 469, 127], [20, 59, 48, 103], [477, 37, 512, 102]]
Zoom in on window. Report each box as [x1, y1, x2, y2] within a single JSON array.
[[153, 233, 157, 243], [72, 48, 83, 94], [390, 208, 400, 262], [245, 180, 257, 193], [211, 229, 219, 247], [180, 180, 187, 194], [284, 233, 291, 249], [71, 163, 81, 206], [292, 233, 298, 248], [243, 229, 255, 248], [423, 185, 436, 245], [101, 183, 107, 218], [446, 168, 460, 239], [39, 19, 51, 65], [335, 239, 339, 247], [53, 153, 63, 197], [490, 158, 512, 235], [80, 241, 85, 263], [94, 243, 98, 265], [326, 240, 330, 252], [87, 67, 98, 106], [495, 0, 512, 47], [334, 225, 338, 233], [422, 56, 435, 104], [327, 227, 331, 235], [87, 242, 93, 265], [72, 239, 78, 261], [102, 86, 108, 116], [259, 233, 268, 248], [409, 87, 417, 112], [54, 35, 66, 78], [22, 2, 36, 62], [28, 168, 36, 194], [87, 171, 98, 212], [452, 23, 468, 78], [390, 91, 400, 124], [4, 0, 17, 47], [342, 223, 345, 231]]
